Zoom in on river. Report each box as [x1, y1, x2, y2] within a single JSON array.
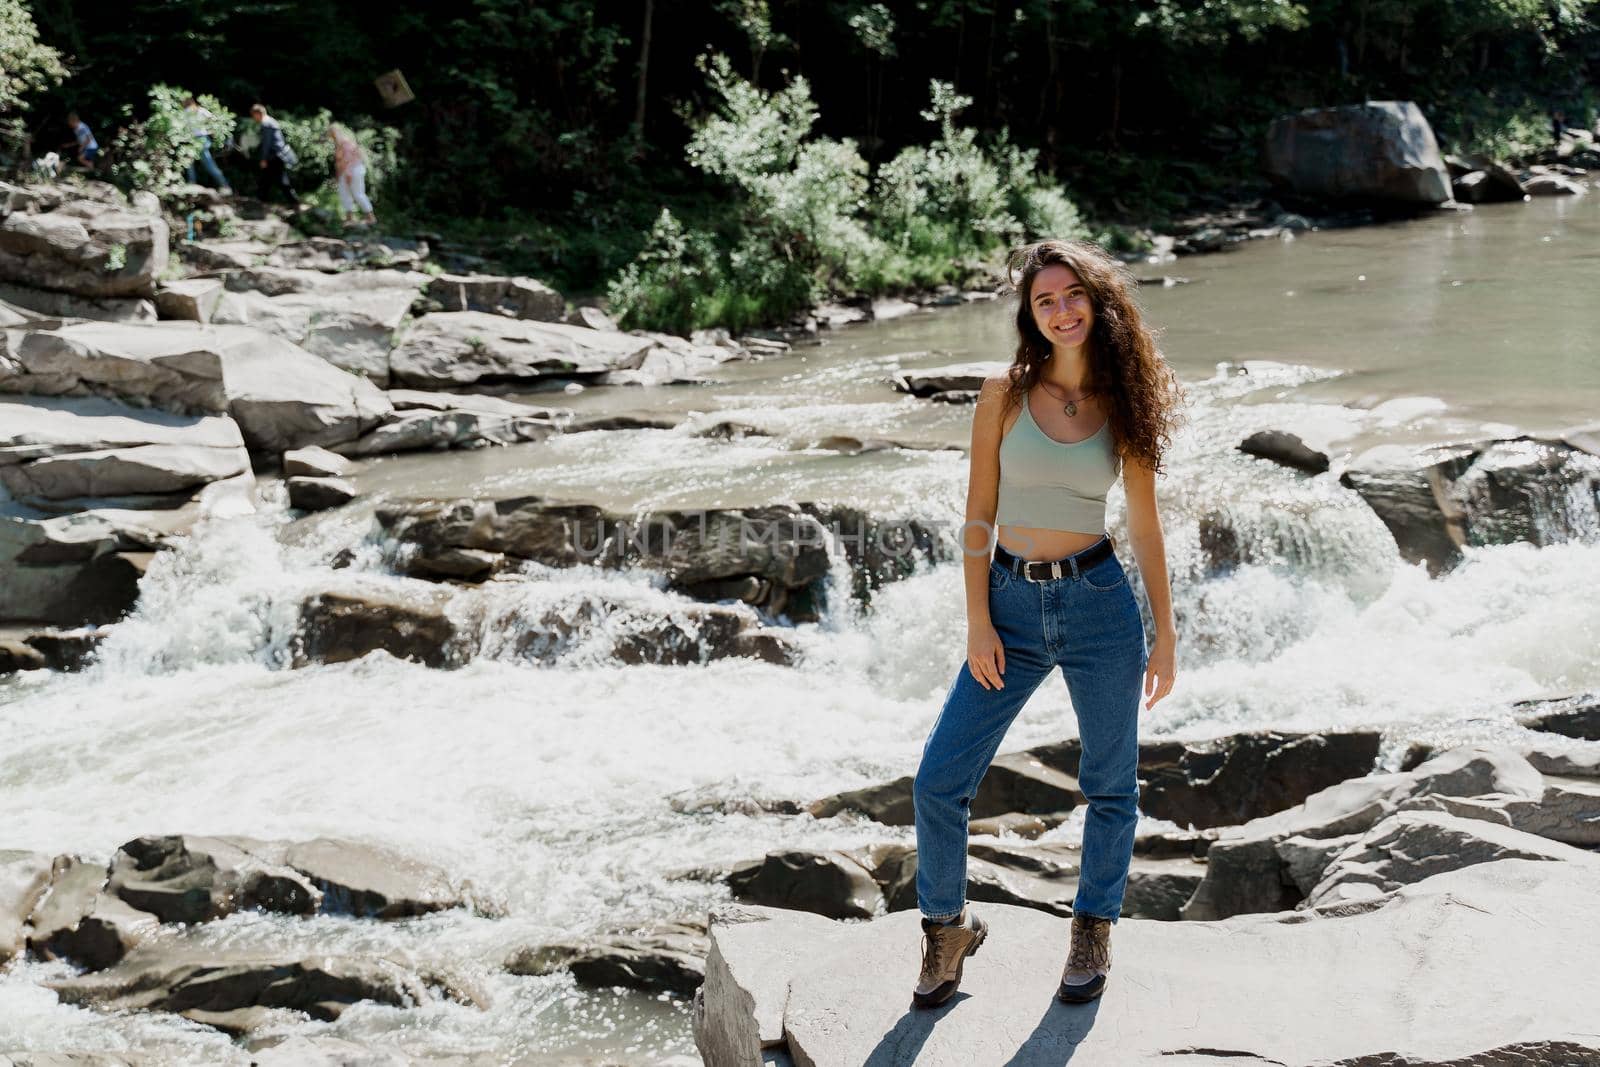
[[1, 193, 1597, 1062]]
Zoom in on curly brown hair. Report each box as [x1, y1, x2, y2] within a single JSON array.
[[1003, 239, 1185, 474]]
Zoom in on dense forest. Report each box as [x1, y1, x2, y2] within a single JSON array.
[[8, 0, 1600, 329]]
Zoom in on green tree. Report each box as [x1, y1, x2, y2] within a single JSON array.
[[0, 0, 66, 114]]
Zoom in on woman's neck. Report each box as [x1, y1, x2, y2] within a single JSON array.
[[1041, 344, 1091, 395]]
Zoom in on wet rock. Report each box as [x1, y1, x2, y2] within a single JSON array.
[[286, 476, 356, 512], [1179, 746, 1546, 920], [403, 546, 502, 583], [507, 920, 707, 995], [27, 856, 157, 970], [1451, 168, 1526, 204], [599, 330, 744, 386], [509, 594, 801, 667], [567, 413, 679, 433], [1263, 101, 1451, 204], [1337, 437, 1600, 574], [154, 278, 226, 323], [812, 302, 870, 329], [106, 835, 320, 924], [49, 945, 439, 1026], [281, 445, 350, 479], [799, 504, 952, 604], [727, 850, 882, 920], [890, 360, 1003, 399], [966, 812, 1067, 839], [377, 497, 836, 619], [871, 298, 918, 321], [1522, 174, 1586, 196], [1026, 729, 1380, 830], [697, 862, 1600, 1067], [281, 837, 462, 919], [0, 638, 47, 674], [1136, 730, 1381, 830], [389, 311, 654, 390], [1122, 856, 1207, 921], [0, 851, 54, 965], [0, 200, 169, 299], [1303, 811, 1595, 909], [1519, 742, 1600, 779], [332, 406, 556, 456], [245, 1035, 418, 1065], [0, 321, 393, 455], [1237, 430, 1330, 474], [1515, 692, 1600, 741], [809, 751, 1080, 828], [425, 273, 563, 321], [295, 583, 459, 669]]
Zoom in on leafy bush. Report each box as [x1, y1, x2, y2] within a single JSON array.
[[606, 208, 726, 334], [108, 85, 236, 192], [0, 0, 65, 115]]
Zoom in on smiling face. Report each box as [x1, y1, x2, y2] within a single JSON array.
[[1028, 263, 1094, 353]]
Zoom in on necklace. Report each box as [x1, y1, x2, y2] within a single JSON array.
[[1038, 380, 1093, 418]]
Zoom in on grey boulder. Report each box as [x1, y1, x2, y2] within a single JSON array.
[[1263, 101, 1452, 204], [0, 201, 169, 299]]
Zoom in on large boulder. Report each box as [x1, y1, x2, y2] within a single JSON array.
[[1303, 811, 1596, 909], [1179, 746, 1546, 920], [294, 582, 460, 669], [0, 321, 393, 454], [726, 850, 882, 920], [507, 920, 707, 995], [425, 273, 563, 321], [0, 396, 256, 625], [1264, 101, 1451, 205], [388, 311, 654, 389], [48, 944, 443, 1027], [0, 200, 169, 299], [26, 856, 158, 971], [808, 751, 1081, 827], [106, 835, 319, 924], [376, 497, 836, 620], [211, 285, 419, 386], [890, 360, 1003, 400], [1342, 437, 1600, 573], [696, 862, 1600, 1066]]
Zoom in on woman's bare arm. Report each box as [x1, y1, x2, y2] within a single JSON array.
[[1123, 456, 1177, 709], [962, 376, 1009, 689]]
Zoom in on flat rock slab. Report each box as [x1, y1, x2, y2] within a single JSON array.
[[388, 311, 655, 389], [696, 859, 1600, 1066], [1, 321, 392, 454]]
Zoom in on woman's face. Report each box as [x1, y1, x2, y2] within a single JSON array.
[[1028, 263, 1093, 351]]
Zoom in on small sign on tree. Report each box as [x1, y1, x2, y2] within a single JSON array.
[[375, 70, 415, 108]]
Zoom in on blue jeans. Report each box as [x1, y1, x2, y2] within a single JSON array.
[[914, 537, 1147, 923], [185, 136, 228, 188]]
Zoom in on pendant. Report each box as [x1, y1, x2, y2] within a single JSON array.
[[1064, 401, 1077, 417]]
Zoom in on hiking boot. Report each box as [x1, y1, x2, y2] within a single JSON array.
[[912, 906, 988, 1009], [1057, 912, 1113, 1003]]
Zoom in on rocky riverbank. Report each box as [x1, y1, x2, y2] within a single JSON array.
[[694, 697, 1600, 1065]]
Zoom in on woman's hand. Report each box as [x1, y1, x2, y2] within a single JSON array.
[[1143, 631, 1177, 710], [968, 624, 1006, 690]]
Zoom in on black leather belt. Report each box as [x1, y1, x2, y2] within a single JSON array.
[[994, 537, 1115, 583]]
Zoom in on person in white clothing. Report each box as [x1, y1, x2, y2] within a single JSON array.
[[329, 125, 375, 226]]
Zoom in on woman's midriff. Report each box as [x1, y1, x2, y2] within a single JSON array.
[[996, 525, 1105, 562]]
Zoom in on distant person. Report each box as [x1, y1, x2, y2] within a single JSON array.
[[62, 112, 98, 170], [1552, 108, 1567, 146], [183, 97, 231, 194], [329, 124, 376, 226], [250, 103, 298, 205]]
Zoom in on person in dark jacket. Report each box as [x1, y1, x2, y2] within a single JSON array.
[[250, 104, 297, 205]]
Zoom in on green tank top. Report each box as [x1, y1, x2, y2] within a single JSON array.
[[995, 391, 1120, 534]]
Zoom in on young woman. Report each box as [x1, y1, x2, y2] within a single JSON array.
[[911, 238, 1183, 1008], [329, 124, 377, 226]]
